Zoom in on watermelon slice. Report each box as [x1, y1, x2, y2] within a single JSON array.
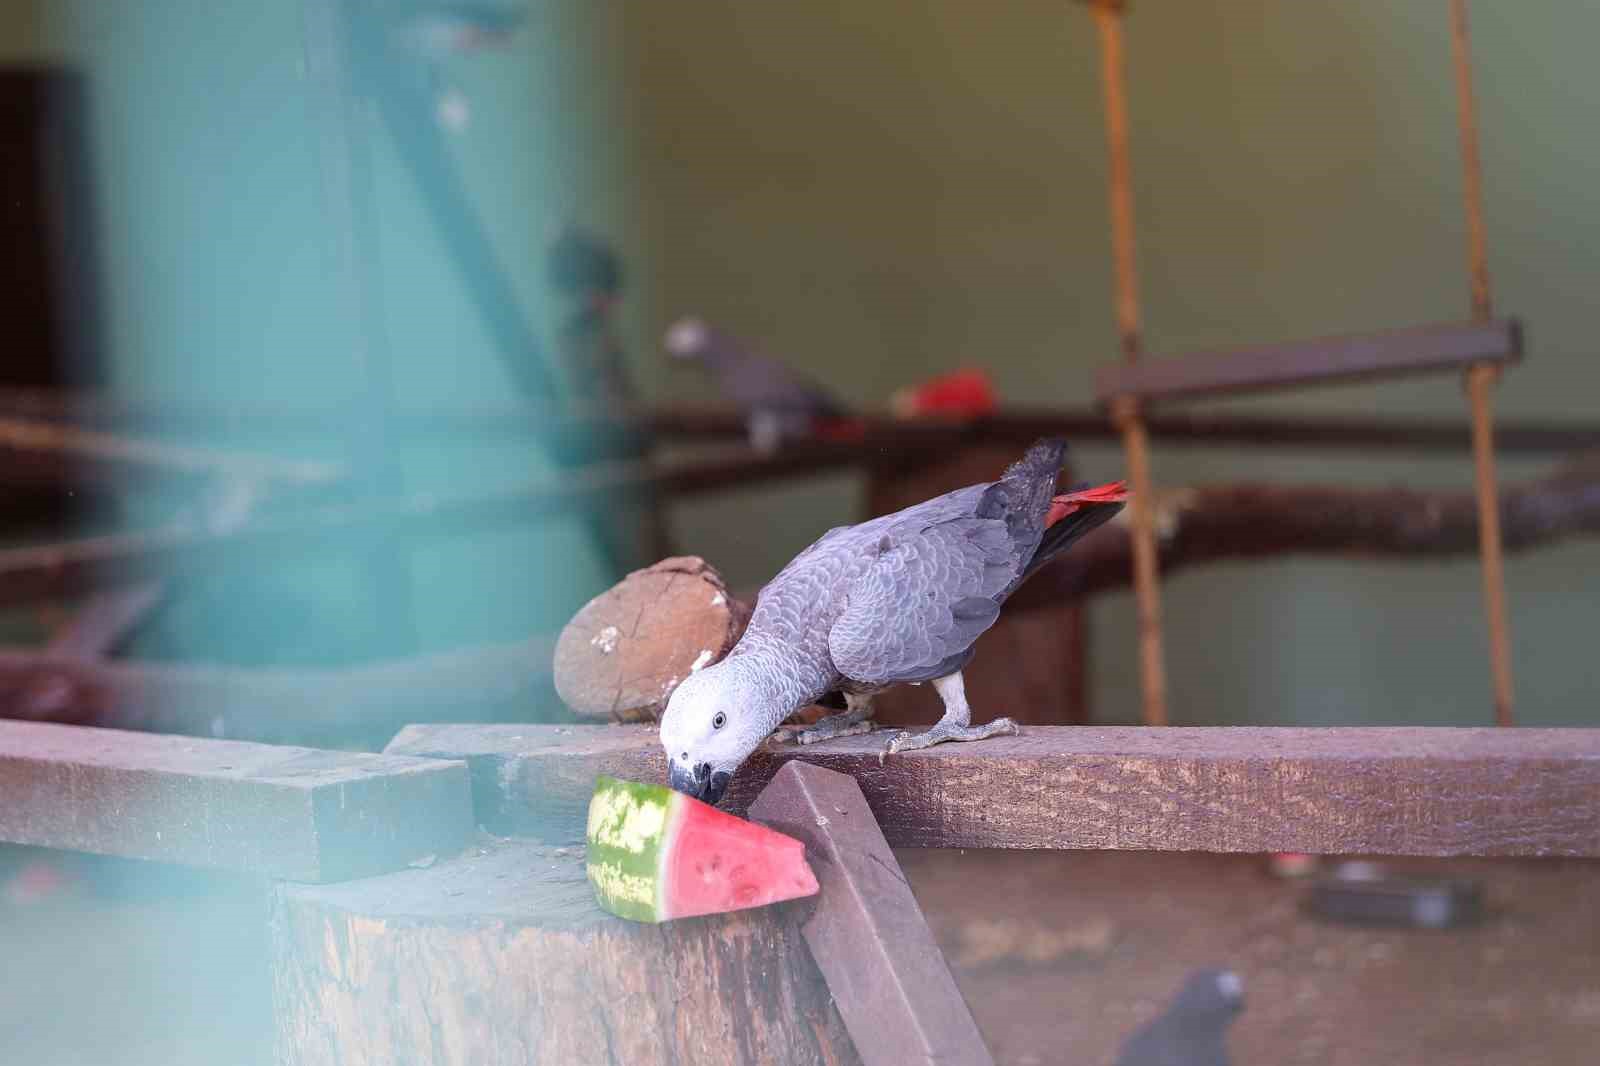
[[585, 775, 819, 923]]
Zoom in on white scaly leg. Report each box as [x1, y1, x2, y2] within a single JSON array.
[[882, 671, 1018, 757]]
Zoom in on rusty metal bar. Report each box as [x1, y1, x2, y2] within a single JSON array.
[[1450, 0, 1515, 727], [1092, 1, 1167, 727]]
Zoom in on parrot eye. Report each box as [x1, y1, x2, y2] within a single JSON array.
[[712, 712, 726, 730]]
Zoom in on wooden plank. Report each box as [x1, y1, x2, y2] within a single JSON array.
[[1095, 319, 1522, 404], [0, 720, 473, 881], [386, 723, 1600, 857], [0, 446, 895, 605], [6, 389, 1600, 454], [749, 762, 994, 1066], [0, 415, 344, 489], [44, 583, 166, 658], [0, 635, 559, 744]]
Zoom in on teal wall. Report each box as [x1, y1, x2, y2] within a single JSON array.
[[9, 1, 636, 663], [621, 2, 1599, 726]]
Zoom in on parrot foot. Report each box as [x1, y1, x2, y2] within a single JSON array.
[[773, 701, 875, 745], [880, 717, 1019, 760]]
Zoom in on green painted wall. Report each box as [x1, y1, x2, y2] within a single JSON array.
[[622, 2, 1599, 726]]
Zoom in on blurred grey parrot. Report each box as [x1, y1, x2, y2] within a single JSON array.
[[663, 317, 852, 453], [1114, 969, 1244, 1066], [660, 438, 1125, 804]]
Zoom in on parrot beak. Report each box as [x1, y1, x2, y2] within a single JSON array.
[[667, 760, 733, 806]]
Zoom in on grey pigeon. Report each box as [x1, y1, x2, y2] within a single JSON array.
[[663, 317, 849, 452], [660, 438, 1125, 804], [1114, 969, 1244, 1066]]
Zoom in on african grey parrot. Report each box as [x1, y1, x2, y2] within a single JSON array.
[[663, 317, 849, 453], [1113, 968, 1244, 1066], [661, 438, 1126, 805]]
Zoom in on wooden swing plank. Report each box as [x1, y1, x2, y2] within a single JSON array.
[[1095, 319, 1522, 404]]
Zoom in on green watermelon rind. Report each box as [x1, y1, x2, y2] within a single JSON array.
[[585, 774, 680, 922]]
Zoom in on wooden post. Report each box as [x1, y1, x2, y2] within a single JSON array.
[[1090, 0, 1168, 726], [749, 762, 994, 1066], [1450, 0, 1516, 726], [269, 839, 860, 1066]]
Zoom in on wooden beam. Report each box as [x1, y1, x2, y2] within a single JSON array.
[[0, 635, 560, 744], [11, 435, 1597, 610], [1095, 320, 1522, 405], [0, 416, 344, 489], [6, 390, 1599, 455], [0, 445, 911, 605], [42, 583, 166, 659], [0, 720, 472, 881], [386, 723, 1600, 857], [1004, 452, 1600, 612], [749, 762, 993, 1066]]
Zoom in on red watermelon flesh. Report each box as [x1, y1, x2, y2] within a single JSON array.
[[662, 792, 818, 920], [586, 775, 819, 923]]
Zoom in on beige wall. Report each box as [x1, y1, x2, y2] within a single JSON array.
[[621, 2, 1600, 726]]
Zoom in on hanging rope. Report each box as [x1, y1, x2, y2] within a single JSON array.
[[1092, 1, 1168, 726], [1450, 0, 1515, 726]]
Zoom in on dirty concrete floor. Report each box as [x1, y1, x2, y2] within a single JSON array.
[[903, 850, 1600, 1066], [1, 846, 1595, 1065]]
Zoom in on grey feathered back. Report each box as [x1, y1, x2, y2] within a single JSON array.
[[733, 438, 1103, 696]]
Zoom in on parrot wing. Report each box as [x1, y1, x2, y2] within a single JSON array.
[[827, 514, 1019, 685]]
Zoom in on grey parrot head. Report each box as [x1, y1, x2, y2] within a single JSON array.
[[663, 317, 709, 361], [659, 662, 769, 806]]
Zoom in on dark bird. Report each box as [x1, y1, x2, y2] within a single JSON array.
[[1113, 968, 1244, 1066]]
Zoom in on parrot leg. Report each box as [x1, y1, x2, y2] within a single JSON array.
[[881, 672, 1017, 759], [772, 693, 876, 745]]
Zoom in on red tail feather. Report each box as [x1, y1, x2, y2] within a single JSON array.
[[1045, 480, 1129, 529]]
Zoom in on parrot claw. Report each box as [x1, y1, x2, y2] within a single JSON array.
[[882, 717, 1020, 758], [773, 705, 876, 746]]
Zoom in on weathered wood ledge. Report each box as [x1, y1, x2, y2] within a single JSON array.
[[387, 723, 1600, 858]]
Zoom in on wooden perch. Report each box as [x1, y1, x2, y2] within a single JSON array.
[[1095, 319, 1521, 405], [386, 723, 1600, 857], [0, 443, 918, 605], [1009, 450, 1600, 608], [553, 556, 749, 721], [10, 446, 1596, 610], [0, 635, 561, 744], [0, 415, 344, 489], [7, 387, 1600, 454]]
